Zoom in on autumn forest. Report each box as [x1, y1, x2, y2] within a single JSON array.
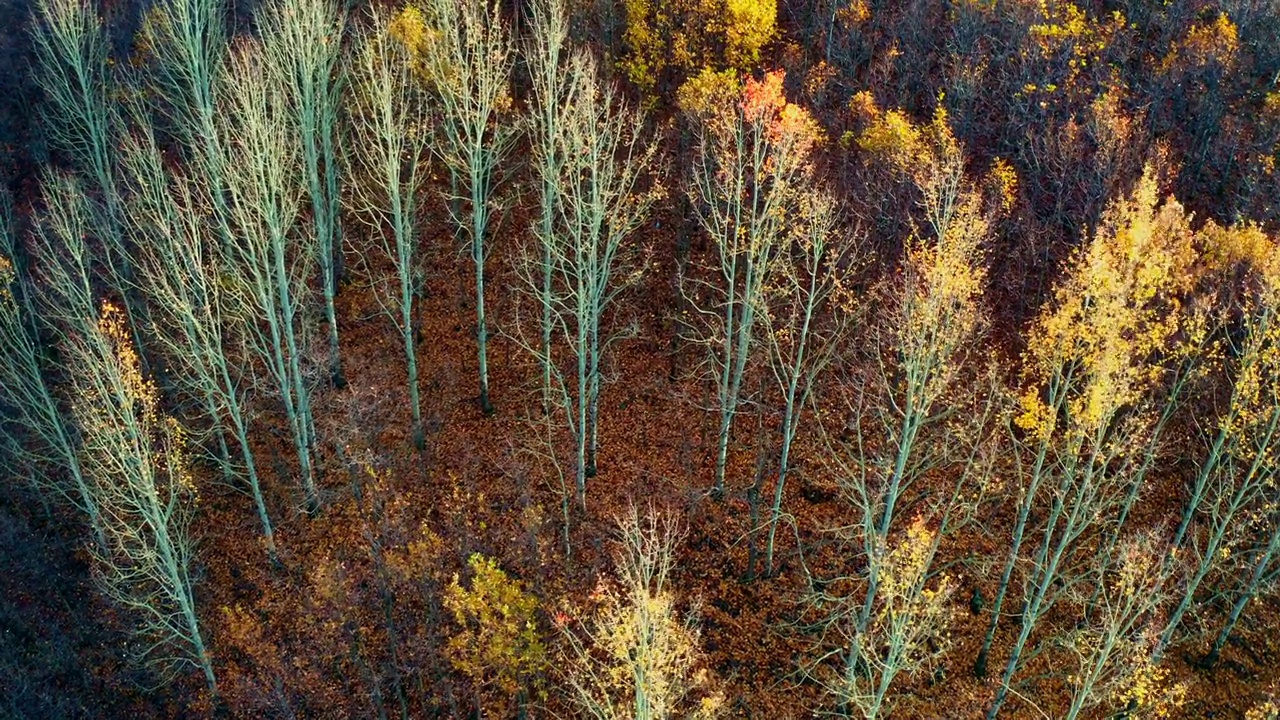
[[2, 0, 1280, 717]]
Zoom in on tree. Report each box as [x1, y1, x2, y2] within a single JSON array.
[[23, 175, 117, 538], [841, 101, 996, 640], [556, 508, 723, 720], [119, 112, 279, 562], [1057, 533, 1184, 720], [806, 517, 960, 720], [348, 6, 433, 449], [759, 190, 852, 576], [0, 186, 103, 549], [218, 40, 321, 514], [445, 553, 546, 716], [68, 301, 216, 695], [802, 104, 997, 708], [1155, 223, 1280, 667], [32, 0, 145, 361], [397, 0, 516, 415], [515, 49, 660, 508], [137, 0, 235, 254], [526, 0, 575, 415], [259, 0, 348, 387], [684, 69, 822, 496], [979, 169, 1199, 719]]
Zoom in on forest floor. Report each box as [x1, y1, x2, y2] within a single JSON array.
[[171, 204, 1280, 718], [0, 2, 1276, 710]]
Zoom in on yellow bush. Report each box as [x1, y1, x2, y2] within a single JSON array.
[[444, 554, 546, 697], [621, 0, 776, 100]]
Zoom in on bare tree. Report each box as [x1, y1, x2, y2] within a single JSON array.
[[0, 186, 103, 548], [68, 301, 216, 694], [404, 0, 517, 415], [32, 0, 145, 359], [259, 0, 349, 387], [138, 0, 235, 252], [759, 190, 853, 575], [348, 6, 433, 449], [514, 51, 660, 507], [119, 112, 279, 562], [218, 40, 321, 514], [525, 0, 575, 414]]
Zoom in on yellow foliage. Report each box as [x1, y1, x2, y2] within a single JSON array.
[[1016, 167, 1197, 441], [620, 0, 775, 99], [723, 0, 775, 70], [99, 302, 160, 429], [1162, 12, 1239, 72], [1201, 221, 1278, 276], [676, 67, 741, 120], [987, 157, 1019, 213], [899, 191, 988, 403], [0, 254, 13, 305], [559, 511, 722, 719], [1111, 656, 1187, 719], [837, 0, 869, 26], [840, 515, 954, 714], [1246, 683, 1280, 720], [878, 517, 936, 601], [387, 4, 430, 53], [444, 554, 546, 696], [1223, 275, 1280, 457], [848, 89, 879, 125], [856, 108, 922, 171], [1029, 2, 1092, 42], [1023, 2, 1125, 108]]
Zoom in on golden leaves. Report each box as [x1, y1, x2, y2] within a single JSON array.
[[98, 301, 162, 428], [387, 4, 429, 53], [444, 553, 546, 696], [856, 108, 922, 171], [723, 0, 776, 71], [0, 253, 13, 305], [677, 67, 740, 120], [878, 517, 938, 601], [1112, 656, 1188, 719], [620, 0, 775, 100], [1161, 12, 1240, 73], [557, 509, 723, 719], [986, 157, 1019, 214], [836, 0, 870, 27], [1018, 166, 1196, 439]]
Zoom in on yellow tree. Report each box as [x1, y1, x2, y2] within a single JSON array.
[[979, 167, 1200, 719], [1155, 223, 1280, 669], [69, 302, 215, 695], [557, 508, 723, 720], [811, 102, 998, 718], [620, 0, 775, 102], [445, 553, 546, 715]]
